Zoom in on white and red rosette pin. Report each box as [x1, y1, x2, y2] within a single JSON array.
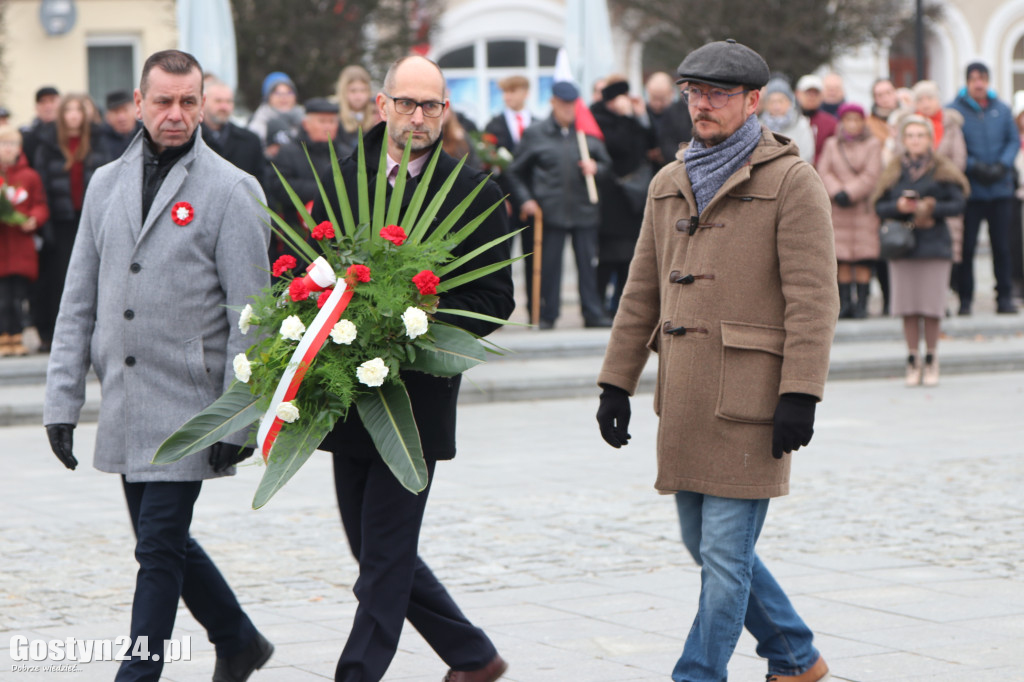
[[171, 201, 194, 226]]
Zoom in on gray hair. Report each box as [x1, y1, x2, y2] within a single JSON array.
[[911, 80, 941, 103]]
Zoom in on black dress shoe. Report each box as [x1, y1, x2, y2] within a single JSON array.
[[584, 316, 613, 328], [958, 303, 972, 316], [996, 299, 1019, 314], [537, 319, 555, 330], [213, 631, 273, 682]]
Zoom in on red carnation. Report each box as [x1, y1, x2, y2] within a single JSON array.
[[316, 288, 334, 308], [288, 277, 309, 302], [380, 224, 407, 246], [312, 220, 336, 240], [346, 264, 371, 283], [412, 270, 440, 295], [482, 133, 498, 145], [272, 254, 298, 277]]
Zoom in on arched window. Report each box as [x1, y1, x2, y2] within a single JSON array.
[[437, 38, 559, 128], [1013, 34, 1024, 93]]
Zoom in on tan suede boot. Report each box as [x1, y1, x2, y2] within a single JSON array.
[[7, 333, 28, 356], [0, 333, 13, 357], [767, 655, 831, 681]]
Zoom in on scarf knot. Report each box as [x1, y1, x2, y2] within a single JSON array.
[[684, 115, 762, 215]]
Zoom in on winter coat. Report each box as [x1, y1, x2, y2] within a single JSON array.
[[267, 130, 353, 218], [508, 115, 611, 229], [247, 102, 303, 148], [32, 122, 107, 224], [0, 153, 49, 280], [873, 152, 969, 261], [949, 90, 1020, 200], [817, 132, 883, 261], [43, 133, 270, 482], [598, 128, 838, 499], [591, 101, 656, 263], [314, 122, 515, 460]]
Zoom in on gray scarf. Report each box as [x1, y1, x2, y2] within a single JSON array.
[[684, 114, 762, 215]]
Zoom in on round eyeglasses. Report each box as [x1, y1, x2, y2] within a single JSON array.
[[681, 86, 748, 109]]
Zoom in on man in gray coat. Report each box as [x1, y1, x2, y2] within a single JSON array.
[[43, 50, 273, 682]]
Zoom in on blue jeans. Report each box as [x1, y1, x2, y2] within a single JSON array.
[[673, 492, 820, 682]]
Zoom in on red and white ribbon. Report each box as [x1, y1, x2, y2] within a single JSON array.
[[257, 257, 354, 461]]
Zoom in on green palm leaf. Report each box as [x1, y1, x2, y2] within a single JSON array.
[[356, 383, 428, 493], [328, 136, 356, 236], [385, 136, 414, 227], [373, 134, 389, 230], [401, 325, 487, 376], [305, 145, 338, 238], [437, 226, 524, 277], [435, 254, 526, 293], [399, 146, 444, 229], [356, 133, 369, 226], [152, 382, 262, 464], [256, 200, 320, 263], [252, 410, 336, 508], [422, 176, 492, 244], [408, 155, 467, 244]]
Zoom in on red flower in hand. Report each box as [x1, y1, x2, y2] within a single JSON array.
[[272, 254, 298, 277], [412, 270, 440, 295], [288, 277, 309, 302], [380, 224, 407, 245], [346, 264, 371, 283], [316, 287, 334, 308], [311, 220, 336, 240]]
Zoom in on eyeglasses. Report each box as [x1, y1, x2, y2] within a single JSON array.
[[384, 94, 446, 118], [681, 86, 748, 109]]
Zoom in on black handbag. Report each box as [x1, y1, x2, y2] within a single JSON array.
[[879, 218, 916, 259]]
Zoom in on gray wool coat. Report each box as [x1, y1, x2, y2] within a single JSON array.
[[43, 132, 270, 482]]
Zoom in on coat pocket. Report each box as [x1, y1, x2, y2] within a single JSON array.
[[716, 321, 785, 424], [183, 335, 216, 404]]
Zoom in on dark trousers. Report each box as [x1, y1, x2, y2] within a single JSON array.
[[332, 452, 496, 682], [960, 198, 1015, 305], [118, 478, 256, 682], [597, 261, 630, 315], [540, 224, 604, 324], [0, 275, 30, 334], [32, 218, 78, 346]]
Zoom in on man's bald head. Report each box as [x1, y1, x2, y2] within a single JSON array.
[[646, 71, 676, 114]]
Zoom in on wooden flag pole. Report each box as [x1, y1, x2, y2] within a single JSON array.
[[531, 207, 544, 327], [576, 129, 599, 204]]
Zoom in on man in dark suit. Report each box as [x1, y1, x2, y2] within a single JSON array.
[[201, 77, 266, 183], [645, 71, 692, 169], [315, 55, 513, 682], [484, 75, 536, 310], [96, 90, 143, 162]]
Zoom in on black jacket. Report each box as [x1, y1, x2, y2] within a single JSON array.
[[591, 102, 656, 262], [315, 122, 515, 459], [95, 121, 143, 163], [507, 115, 611, 229], [32, 122, 107, 224], [875, 158, 967, 261], [201, 121, 267, 184], [268, 130, 354, 219], [648, 99, 692, 169]]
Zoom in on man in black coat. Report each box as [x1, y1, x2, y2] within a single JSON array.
[[95, 90, 143, 162], [201, 77, 266, 183], [314, 55, 513, 682], [645, 72, 692, 169]]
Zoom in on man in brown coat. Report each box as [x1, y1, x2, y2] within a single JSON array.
[[595, 40, 838, 682]]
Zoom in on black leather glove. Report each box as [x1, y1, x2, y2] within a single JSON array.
[[596, 384, 631, 448], [45, 423, 78, 470], [209, 442, 255, 473], [973, 162, 1004, 185], [833, 191, 852, 208], [771, 393, 817, 459]]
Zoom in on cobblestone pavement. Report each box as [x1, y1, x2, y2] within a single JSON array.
[[2, 371, 1023, 681]]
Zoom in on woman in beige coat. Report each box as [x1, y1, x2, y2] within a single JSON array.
[[817, 103, 883, 318]]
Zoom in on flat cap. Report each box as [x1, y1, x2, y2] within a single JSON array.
[[551, 81, 579, 102], [304, 97, 339, 114], [105, 90, 133, 110], [676, 39, 769, 90], [35, 86, 59, 102]]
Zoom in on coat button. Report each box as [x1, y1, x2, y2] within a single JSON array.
[[123, 309, 135, 320], [125, 356, 136, 367], [130, 263, 142, 273]]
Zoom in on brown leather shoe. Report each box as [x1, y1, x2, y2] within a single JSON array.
[[442, 654, 508, 682], [766, 655, 830, 682]]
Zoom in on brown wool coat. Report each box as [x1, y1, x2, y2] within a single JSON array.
[[817, 133, 884, 261], [598, 128, 839, 499]]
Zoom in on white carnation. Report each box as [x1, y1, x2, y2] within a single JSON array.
[[330, 319, 357, 345], [232, 353, 252, 383], [401, 306, 429, 339], [356, 357, 389, 387], [238, 304, 254, 334], [280, 315, 306, 341], [276, 401, 300, 423]]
